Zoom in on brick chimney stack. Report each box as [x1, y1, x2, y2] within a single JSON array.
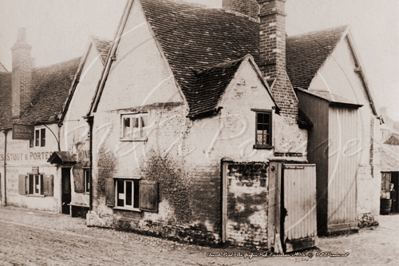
[[11, 27, 32, 117], [257, 0, 298, 121], [222, 0, 259, 20]]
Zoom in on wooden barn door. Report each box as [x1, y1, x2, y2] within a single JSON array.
[[282, 164, 317, 253]]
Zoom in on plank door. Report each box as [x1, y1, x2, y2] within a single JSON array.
[[283, 164, 317, 253]]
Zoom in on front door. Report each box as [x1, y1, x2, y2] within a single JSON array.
[[282, 164, 317, 253], [62, 168, 71, 214]]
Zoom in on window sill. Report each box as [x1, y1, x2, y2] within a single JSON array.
[[75, 192, 90, 195], [253, 145, 274, 150], [113, 207, 142, 212], [119, 138, 148, 142], [25, 195, 46, 198]]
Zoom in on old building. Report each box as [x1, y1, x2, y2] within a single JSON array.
[[0, 28, 80, 212], [51, 35, 112, 216], [286, 26, 381, 233], [84, 0, 319, 252]]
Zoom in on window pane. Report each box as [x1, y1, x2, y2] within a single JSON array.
[[124, 117, 130, 127], [257, 124, 265, 131], [141, 116, 148, 128], [35, 130, 39, 146], [117, 180, 124, 207], [29, 139, 33, 148], [29, 175, 34, 194], [132, 118, 139, 128], [126, 181, 132, 206], [266, 134, 271, 145], [264, 113, 270, 124], [257, 113, 264, 123], [40, 129, 46, 147], [133, 180, 140, 209], [35, 175, 39, 194]]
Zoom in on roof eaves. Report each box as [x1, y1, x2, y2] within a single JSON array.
[[345, 31, 378, 116], [88, 0, 134, 116], [59, 44, 92, 125]]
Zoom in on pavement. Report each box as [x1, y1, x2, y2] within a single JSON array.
[[0, 206, 398, 265]]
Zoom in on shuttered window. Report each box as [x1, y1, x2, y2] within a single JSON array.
[[19, 174, 51, 196], [104, 179, 158, 212]]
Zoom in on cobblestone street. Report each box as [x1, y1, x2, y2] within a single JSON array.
[[0, 207, 398, 265]]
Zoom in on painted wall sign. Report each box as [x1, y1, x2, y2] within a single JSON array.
[[0, 151, 53, 162], [12, 124, 34, 140]]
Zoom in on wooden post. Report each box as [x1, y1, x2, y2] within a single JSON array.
[[222, 162, 228, 243], [268, 161, 283, 253]]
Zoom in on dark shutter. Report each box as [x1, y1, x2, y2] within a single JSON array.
[[139, 180, 158, 213], [105, 178, 115, 207], [72, 164, 85, 193], [18, 175, 27, 195], [43, 175, 54, 197]]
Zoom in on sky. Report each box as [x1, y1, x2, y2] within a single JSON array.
[[0, 0, 398, 119]]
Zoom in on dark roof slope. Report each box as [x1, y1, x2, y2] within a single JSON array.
[[0, 72, 12, 128], [0, 57, 80, 130], [140, 0, 259, 117], [91, 36, 112, 65], [192, 57, 244, 115], [286, 25, 348, 89], [384, 135, 399, 146]]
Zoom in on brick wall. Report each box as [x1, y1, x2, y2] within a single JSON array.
[[222, 0, 259, 20], [257, 0, 298, 123], [11, 28, 32, 117]]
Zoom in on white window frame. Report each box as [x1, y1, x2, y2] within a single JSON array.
[[120, 113, 148, 142], [114, 179, 141, 211], [27, 174, 43, 195], [33, 128, 46, 147]]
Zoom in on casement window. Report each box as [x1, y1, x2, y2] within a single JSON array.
[[115, 179, 140, 210], [120, 114, 148, 141], [252, 109, 273, 149], [33, 128, 46, 147], [105, 179, 158, 213], [18, 174, 54, 196]]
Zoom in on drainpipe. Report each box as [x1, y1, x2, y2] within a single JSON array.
[[2, 129, 9, 207], [84, 116, 94, 211]]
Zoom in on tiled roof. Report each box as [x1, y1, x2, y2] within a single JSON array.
[[384, 135, 399, 146], [191, 57, 244, 116], [0, 57, 81, 130], [140, 0, 260, 117], [296, 88, 362, 107], [286, 25, 348, 89], [0, 72, 12, 128], [381, 144, 399, 172], [91, 36, 112, 65]]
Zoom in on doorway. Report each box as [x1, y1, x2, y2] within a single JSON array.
[[62, 168, 71, 214], [391, 172, 399, 214]]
